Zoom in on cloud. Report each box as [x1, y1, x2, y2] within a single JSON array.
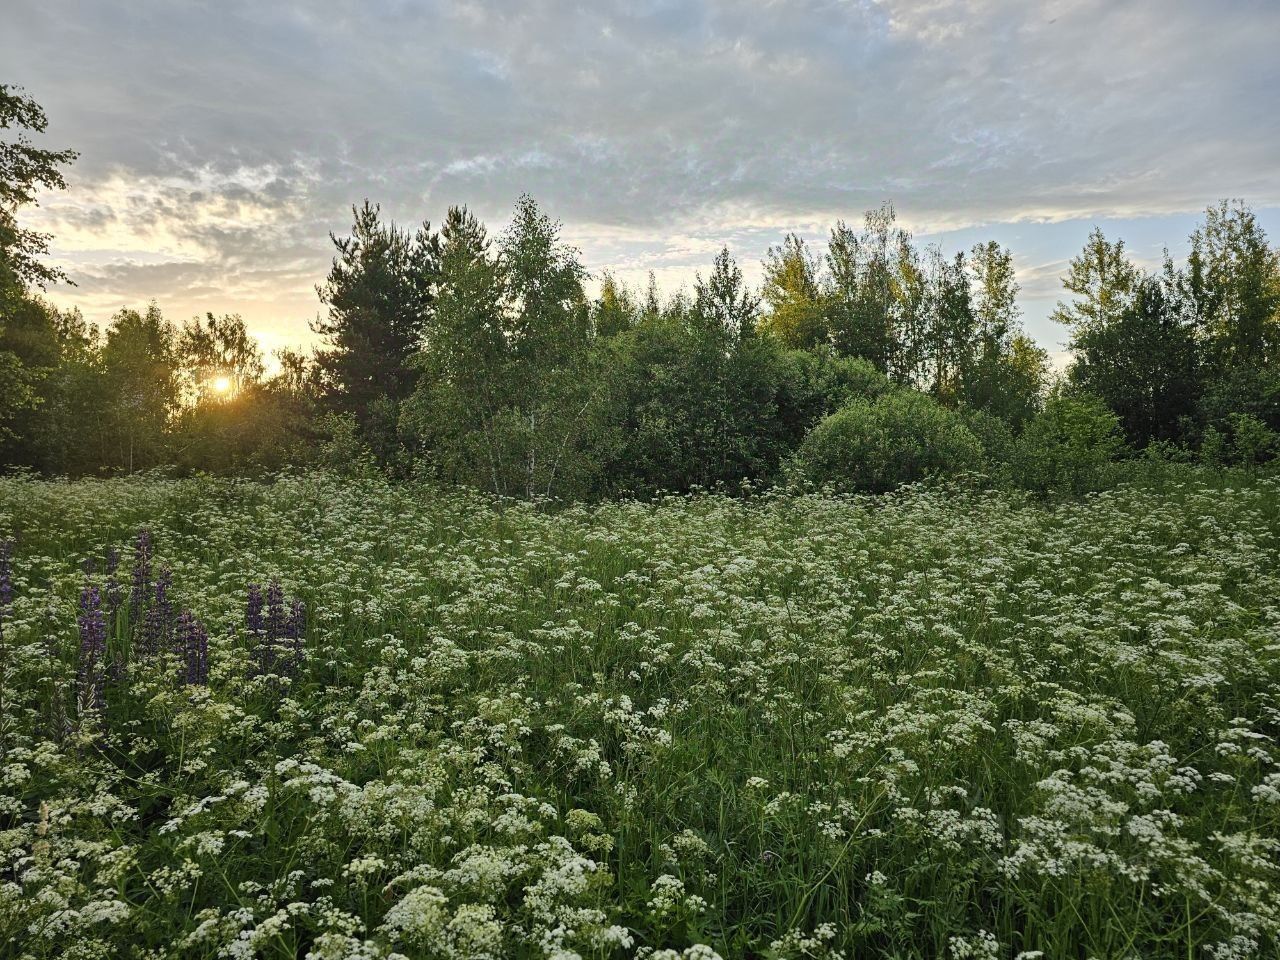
[[4, 0, 1278, 347]]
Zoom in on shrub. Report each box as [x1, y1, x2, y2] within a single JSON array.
[[1227, 413, 1278, 468], [316, 412, 380, 478], [1199, 365, 1280, 435], [959, 407, 1017, 472], [795, 390, 984, 493], [592, 327, 893, 497], [769, 348, 891, 451], [1195, 366, 1280, 468], [1012, 387, 1125, 495]]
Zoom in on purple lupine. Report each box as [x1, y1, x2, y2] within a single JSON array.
[[177, 611, 209, 686], [77, 584, 107, 716], [129, 529, 153, 620], [246, 583, 264, 634], [265, 581, 285, 642], [247, 581, 303, 679], [140, 566, 174, 656], [259, 580, 287, 676], [0, 539, 12, 608], [104, 547, 122, 619], [0, 539, 12, 641]]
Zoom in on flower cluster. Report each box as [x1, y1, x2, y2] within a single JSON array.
[[246, 579, 306, 678]]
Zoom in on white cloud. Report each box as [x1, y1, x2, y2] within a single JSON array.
[[4, 0, 1277, 347]]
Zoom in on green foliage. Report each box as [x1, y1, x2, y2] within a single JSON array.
[[695, 247, 760, 338], [1225, 413, 1277, 468], [1193, 365, 1280, 468], [3, 76, 1280, 502], [958, 406, 1016, 469], [760, 234, 826, 349], [1185, 200, 1280, 371], [0, 291, 320, 478], [403, 197, 601, 499], [824, 203, 909, 375], [591, 316, 887, 497], [0, 83, 78, 291], [1012, 386, 1125, 495], [795, 390, 984, 492], [99, 305, 181, 473], [170, 383, 317, 476], [1067, 273, 1200, 445], [923, 248, 976, 404], [0, 83, 77, 457], [1195, 419, 1280, 472], [16, 307, 107, 475], [1199, 364, 1280, 435], [1050, 227, 1141, 334], [176, 312, 265, 403], [595, 310, 761, 495], [960, 244, 1047, 426], [772, 348, 890, 434], [961, 331, 1049, 428], [592, 271, 638, 337], [0, 348, 41, 444], [316, 411, 380, 478]]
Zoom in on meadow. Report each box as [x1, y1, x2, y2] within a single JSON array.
[[0, 472, 1278, 960]]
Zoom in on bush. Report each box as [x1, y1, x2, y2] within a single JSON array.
[[959, 407, 1017, 472], [1012, 387, 1125, 495], [1199, 365, 1280, 434], [794, 390, 984, 493], [169, 385, 316, 476], [591, 326, 892, 497], [1195, 366, 1280, 468], [316, 412, 380, 479], [769, 348, 891, 451], [1227, 413, 1278, 468]]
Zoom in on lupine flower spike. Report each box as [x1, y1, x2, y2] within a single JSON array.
[[0, 538, 12, 644], [177, 611, 209, 686], [77, 584, 106, 718], [129, 529, 153, 620]]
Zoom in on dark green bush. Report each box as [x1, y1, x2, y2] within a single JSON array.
[[795, 390, 984, 493], [1012, 387, 1125, 495], [959, 407, 1017, 471]]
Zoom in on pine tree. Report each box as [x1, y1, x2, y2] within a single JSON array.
[[313, 201, 439, 424]]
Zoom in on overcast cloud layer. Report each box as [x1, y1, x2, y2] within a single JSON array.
[[5, 0, 1279, 356]]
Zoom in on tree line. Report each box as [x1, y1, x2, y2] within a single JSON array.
[[2, 84, 1278, 496]]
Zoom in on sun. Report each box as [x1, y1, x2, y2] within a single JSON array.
[[211, 376, 233, 395]]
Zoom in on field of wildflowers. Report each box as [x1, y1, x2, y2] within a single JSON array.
[[0, 472, 1278, 959]]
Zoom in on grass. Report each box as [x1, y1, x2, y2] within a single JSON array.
[[0, 471, 1278, 959]]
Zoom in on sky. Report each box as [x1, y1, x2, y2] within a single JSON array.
[[5, 0, 1279, 364]]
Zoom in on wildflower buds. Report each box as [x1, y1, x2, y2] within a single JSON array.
[[129, 528, 153, 620], [77, 583, 106, 718], [0, 537, 12, 643], [246, 580, 306, 679], [177, 611, 209, 686]]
